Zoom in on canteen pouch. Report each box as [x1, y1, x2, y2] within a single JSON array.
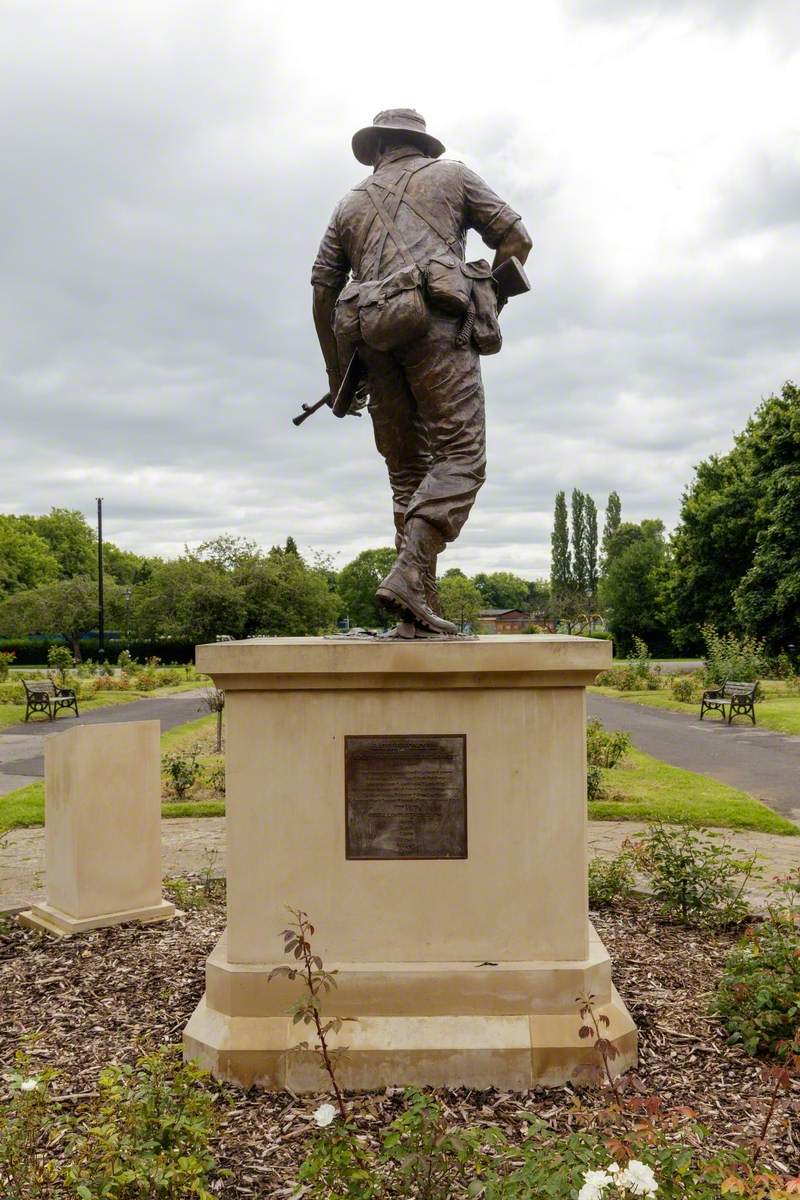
[[332, 279, 363, 375], [463, 259, 502, 355], [425, 254, 472, 316], [357, 263, 429, 352]]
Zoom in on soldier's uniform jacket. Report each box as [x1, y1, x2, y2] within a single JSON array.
[[312, 146, 520, 288]]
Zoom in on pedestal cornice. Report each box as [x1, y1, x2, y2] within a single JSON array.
[[196, 635, 611, 691]]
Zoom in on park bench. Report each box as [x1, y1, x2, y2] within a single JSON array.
[[22, 679, 80, 723], [699, 680, 757, 725]]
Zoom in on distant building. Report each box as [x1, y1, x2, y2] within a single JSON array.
[[478, 608, 533, 634]]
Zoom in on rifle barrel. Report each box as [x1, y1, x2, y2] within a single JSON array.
[[292, 393, 331, 427]]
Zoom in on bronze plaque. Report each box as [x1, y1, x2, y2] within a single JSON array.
[[345, 735, 467, 860]]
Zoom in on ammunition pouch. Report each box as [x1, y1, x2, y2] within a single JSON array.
[[425, 255, 472, 316], [463, 260, 502, 355]]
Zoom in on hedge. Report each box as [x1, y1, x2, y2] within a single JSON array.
[[0, 638, 197, 665]]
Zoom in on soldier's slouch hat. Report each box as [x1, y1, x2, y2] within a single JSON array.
[[352, 108, 445, 165]]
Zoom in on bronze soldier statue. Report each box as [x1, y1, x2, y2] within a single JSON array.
[[311, 109, 532, 636]]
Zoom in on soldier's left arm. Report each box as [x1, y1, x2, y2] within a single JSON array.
[[311, 203, 351, 397], [461, 165, 532, 270]]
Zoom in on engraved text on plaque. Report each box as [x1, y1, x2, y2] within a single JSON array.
[[345, 735, 467, 860]]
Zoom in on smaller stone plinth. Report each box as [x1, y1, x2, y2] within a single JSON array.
[[18, 721, 175, 937]]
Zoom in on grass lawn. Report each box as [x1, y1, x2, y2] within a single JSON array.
[[590, 680, 800, 736], [589, 746, 798, 835], [0, 714, 223, 834]]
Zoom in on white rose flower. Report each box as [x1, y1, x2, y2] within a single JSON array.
[[19, 1079, 38, 1092], [618, 1160, 658, 1196], [578, 1168, 614, 1200], [607, 1163, 621, 1175], [313, 1102, 338, 1128]]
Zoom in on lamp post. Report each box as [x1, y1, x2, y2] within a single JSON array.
[[123, 587, 133, 643], [97, 497, 105, 663]]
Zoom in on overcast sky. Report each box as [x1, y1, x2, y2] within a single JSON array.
[[1, 0, 798, 578]]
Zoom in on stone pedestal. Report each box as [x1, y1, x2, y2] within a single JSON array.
[[184, 636, 636, 1089], [18, 721, 175, 936]]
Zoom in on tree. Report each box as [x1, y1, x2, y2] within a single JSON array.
[[664, 383, 800, 652], [237, 548, 340, 636], [103, 542, 152, 585], [599, 520, 670, 654], [438, 574, 483, 632], [0, 516, 59, 596], [20, 508, 96, 578], [525, 578, 551, 614], [472, 571, 530, 610], [193, 533, 261, 571], [550, 491, 571, 599], [584, 495, 599, 599], [336, 548, 396, 628], [734, 383, 800, 649], [662, 454, 757, 649], [571, 489, 587, 595], [0, 575, 124, 658], [600, 492, 622, 574], [131, 559, 246, 643]]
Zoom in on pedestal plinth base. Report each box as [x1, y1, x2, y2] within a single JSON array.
[[184, 927, 637, 1091], [18, 898, 176, 937]]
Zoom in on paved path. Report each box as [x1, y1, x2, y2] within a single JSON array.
[[2, 817, 796, 915], [588, 692, 800, 824], [0, 690, 207, 795]]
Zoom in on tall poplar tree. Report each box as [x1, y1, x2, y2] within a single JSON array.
[[600, 491, 622, 573], [584, 495, 599, 599], [550, 491, 571, 597], [571, 489, 587, 594]]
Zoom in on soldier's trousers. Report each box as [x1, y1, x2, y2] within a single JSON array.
[[358, 313, 486, 544]]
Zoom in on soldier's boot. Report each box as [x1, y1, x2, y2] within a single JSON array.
[[376, 517, 457, 636], [393, 511, 442, 616]]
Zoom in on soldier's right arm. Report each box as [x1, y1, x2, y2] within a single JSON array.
[[311, 204, 351, 397], [461, 166, 532, 271]]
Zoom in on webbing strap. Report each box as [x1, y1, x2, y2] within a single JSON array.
[[371, 169, 414, 280], [364, 184, 419, 274]]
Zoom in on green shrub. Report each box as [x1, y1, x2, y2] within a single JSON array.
[[0, 1045, 222, 1200], [669, 673, 702, 703], [711, 868, 800, 1058], [158, 667, 185, 687], [162, 748, 202, 799], [206, 759, 225, 795], [91, 675, 131, 693], [702, 626, 768, 688], [0, 649, 15, 681], [298, 1095, 791, 1200], [0, 681, 24, 704], [631, 823, 759, 927], [587, 763, 605, 801], [117, 648, 137, 673], [711, 916, 800, 1059], [586, 718, 632, 768], [588, 854, 635, 907], [47, 644, 74, 685], [595, 665, 642, 691], [133, 667, 159, 691], [64, 1048, 221, 1199]]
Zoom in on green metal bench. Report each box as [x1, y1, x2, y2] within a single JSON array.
[[22, 679, 80, 722], [699, 680, 757, 725]]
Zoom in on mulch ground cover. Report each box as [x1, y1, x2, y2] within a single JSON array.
[[1, 892, 797, 1196]]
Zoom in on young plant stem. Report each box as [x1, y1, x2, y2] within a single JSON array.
[[587, 999, 625, 1112], [753, 1069, 786, 1162], [296, 914, 347, 1121]]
